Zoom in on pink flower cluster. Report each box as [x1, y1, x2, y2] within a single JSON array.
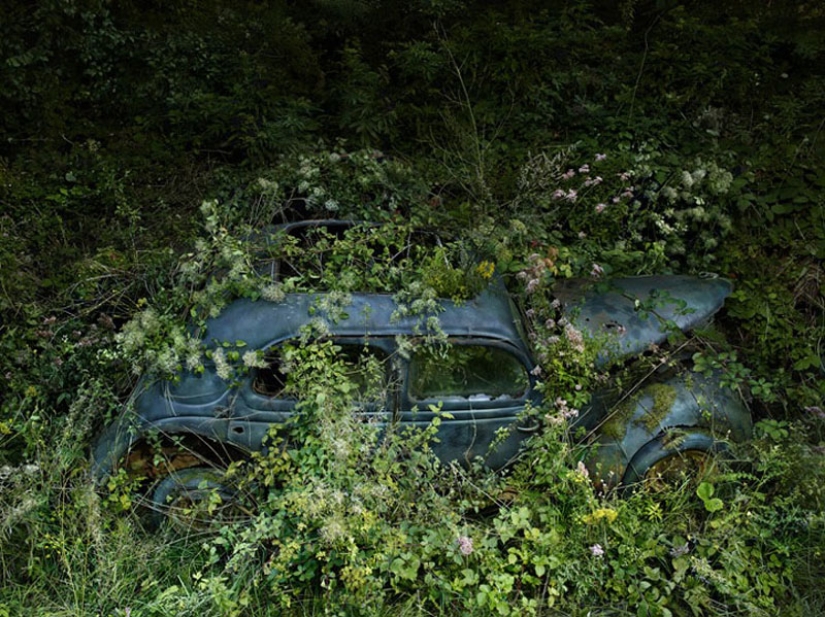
[[546, 396, 579, 426], [457, 536, 474, 556], [564, 323, 585, 354], [517, 253, 552, 295]]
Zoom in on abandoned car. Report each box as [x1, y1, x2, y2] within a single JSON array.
[[93, 273, 752, 519]]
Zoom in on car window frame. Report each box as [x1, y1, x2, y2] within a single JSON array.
[[401, 338, 533, 411], [243, 336, 398, 414]]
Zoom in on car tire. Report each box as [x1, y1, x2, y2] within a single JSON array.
[[620, 430, 724, 489], [149, 466, 238, 529]]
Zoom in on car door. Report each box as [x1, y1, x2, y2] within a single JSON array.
[[400, 340, 536, 470], [228, 338, 395, 452]]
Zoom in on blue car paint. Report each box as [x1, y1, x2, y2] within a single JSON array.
[[93, 275, 751, 487]]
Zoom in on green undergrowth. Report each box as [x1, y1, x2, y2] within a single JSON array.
[[2, 143, 823, 616]]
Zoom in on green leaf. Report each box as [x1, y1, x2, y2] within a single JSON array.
[[704, 498, 724, 512], [696, 482, 714, 501]]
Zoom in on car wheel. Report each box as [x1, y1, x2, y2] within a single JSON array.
[[148, 466, 241, 529], [621, 430, 723, 490], [112, 435, 248, 527]]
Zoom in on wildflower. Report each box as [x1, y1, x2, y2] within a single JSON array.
[[562, 169, 576, 180], [547, 397, 579, 425], [526, 279, 541, 294], [577, 460, 589, 478], [457, 535, 474, 556], [243, 350, 267, 369], [530, 365, 543, 377], [212, 348, 232, 381], [578, 231, 587, 239], [595, 203, 606, 213], [589, 544, 605, 557], [582, 508, 619, 525], [475, 260, 495, 280], [595, 153, 607, 161], [564, 323, 586, 354], [185, 351, 202, 372], [261, 283, 286, 303], [545, 318, 556, 329], [565, 189, 578, 202], [805, 406, 825, 419], [590, 263, 604, 279], [578, 164, 590, 174], [552, 188, 566, 200]]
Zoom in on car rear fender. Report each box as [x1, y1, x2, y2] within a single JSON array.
[[583, 373, 751, 487]]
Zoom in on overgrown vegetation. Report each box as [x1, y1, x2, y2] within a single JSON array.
[[1, 0, 823, 615]]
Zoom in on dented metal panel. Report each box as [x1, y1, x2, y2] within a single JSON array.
[[555, 275, 732, 364]]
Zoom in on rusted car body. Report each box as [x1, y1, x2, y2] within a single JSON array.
[[93, 272, 751, 517]]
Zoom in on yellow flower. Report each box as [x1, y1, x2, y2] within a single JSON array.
[[581, 507, 618, 525], [475, 261, 495, 280]]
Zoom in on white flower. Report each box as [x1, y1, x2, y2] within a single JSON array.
[[212, 348, 231, 381], [261, 283, 286, 303], [589, 544, 605, 557], [243, 350, 267, 369]]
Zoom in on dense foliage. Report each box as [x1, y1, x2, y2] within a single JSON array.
[[1, 1, 823, 615]]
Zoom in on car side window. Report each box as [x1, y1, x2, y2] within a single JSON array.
[[336, 344, 390, 402], [408, 344, 529, 402], [253, 352, 289, 396], [253, 342, 390, 401]]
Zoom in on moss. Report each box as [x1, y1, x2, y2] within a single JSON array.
[[600, 382, 679, 440], [601, 398, 636, 440], [639, 383, 679, 433]]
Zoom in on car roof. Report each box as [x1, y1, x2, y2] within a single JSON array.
[[200, 285, 531, 358]]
